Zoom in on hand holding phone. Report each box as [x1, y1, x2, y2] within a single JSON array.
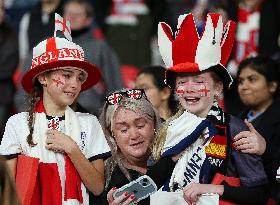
[[113, 175, 157, 203]]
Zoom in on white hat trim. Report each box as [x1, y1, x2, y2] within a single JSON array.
[[158, 22, 174, 68]]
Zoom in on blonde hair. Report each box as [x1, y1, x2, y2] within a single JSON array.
[[99, 89, 161, 189], [152, 106, 185, 161]]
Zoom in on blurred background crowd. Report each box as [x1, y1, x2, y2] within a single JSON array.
[[0, 0, 280, 204], [0, 0, 280, 142]]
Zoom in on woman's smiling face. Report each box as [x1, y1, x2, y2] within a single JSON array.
[[175, 71, 221, 117], [238, 67, 276, 111]]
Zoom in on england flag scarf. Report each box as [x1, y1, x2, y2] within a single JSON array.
[[29, 99, 83, 205]]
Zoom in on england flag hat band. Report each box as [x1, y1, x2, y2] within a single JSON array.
[[22, 13, 101, 93], [158, 13, 236, 88]]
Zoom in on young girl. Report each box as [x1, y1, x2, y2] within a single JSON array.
[[0, 15, 110, 205], [151, 12, 269, 204]]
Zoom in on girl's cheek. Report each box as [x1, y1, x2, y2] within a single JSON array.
[[176, 82, 211, 98], [51, 74, 66, 88]]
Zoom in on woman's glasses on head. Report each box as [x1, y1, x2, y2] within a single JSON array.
[[106, 89, 146, 105]]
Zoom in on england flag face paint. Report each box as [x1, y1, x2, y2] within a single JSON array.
[[175, 82, 211, 98], [175, 72, 217, 118], [43, 68, 85, 107]]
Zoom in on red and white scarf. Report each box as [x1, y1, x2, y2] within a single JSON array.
[[29, 100, 83, 205]]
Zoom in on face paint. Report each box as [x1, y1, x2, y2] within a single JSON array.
[[51, 72, 66, 88], [175, 82, 211, 98]]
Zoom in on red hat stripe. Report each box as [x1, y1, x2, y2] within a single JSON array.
[[220, 21, 236, 66], [208, 13, 220, 29], [160, 22, 173, 42], [173, 14, 199, 65], [46, 37, 57, 53], [158, 22, 173, 67]]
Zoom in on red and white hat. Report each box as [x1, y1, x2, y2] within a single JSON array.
[[158, 13, 236, 88], [22, 13, 101, 93]]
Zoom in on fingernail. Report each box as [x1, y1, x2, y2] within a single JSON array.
[[130, 194, 135, 199], [112, 187, 117, 191], [124, 191, 129, 196]]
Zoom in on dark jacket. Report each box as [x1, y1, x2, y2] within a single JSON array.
[[240, 98, 280, 200], [0, 22, 18, 105]]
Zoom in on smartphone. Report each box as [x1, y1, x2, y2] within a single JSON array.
[[113, 175, 157, 203]]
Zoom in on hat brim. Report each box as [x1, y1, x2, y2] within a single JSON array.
[[165, 62, 232, 88], [22, 60, 101, 93]]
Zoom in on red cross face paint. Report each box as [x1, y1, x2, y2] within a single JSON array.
[[175, 73, 217, 118], [43, 69, 84, 107], [51, 72, 66, 88], [175, 82, 211, 98]]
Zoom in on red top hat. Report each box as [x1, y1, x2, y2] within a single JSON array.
[[158, 13, 236, 88], [22, 13, 101, 93]]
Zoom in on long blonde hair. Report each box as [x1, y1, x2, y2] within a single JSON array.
[[152, 106, 185, 161]]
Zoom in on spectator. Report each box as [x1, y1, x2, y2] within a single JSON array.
[[151, 12, 269, 204], [94, 88, 178, 204], [227, 0, 280, 76], [0, 15, 110, 204], [15, 0, 123, 115], [135, 65, 178, 120], [0, 0, 19, 138], [63, 0, 122, 116], [236, 56, 280, 202], [222, 0, 280, 116], [94, 0, 153, 68]]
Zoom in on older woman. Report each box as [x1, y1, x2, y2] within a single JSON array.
[[91, 88, 178, 205]]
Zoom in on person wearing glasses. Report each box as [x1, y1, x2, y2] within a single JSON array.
[[91, 88, 180, 205]]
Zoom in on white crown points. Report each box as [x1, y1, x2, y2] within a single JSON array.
[[158, 12, 236, 70], [158, 22, 173, 68], [196, 13, 223, 69]]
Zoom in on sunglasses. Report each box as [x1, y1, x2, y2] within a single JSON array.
[[106, 89, 146, 105]]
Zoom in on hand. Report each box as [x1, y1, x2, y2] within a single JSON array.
[[233, 120, 266, 155], [183, 183, 224, 205], [45, 129, 78, 154], [107, 187, 137, 205]]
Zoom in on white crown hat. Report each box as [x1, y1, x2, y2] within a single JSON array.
[[22, 13, 101, 93], [158, 13, 236, 88]]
